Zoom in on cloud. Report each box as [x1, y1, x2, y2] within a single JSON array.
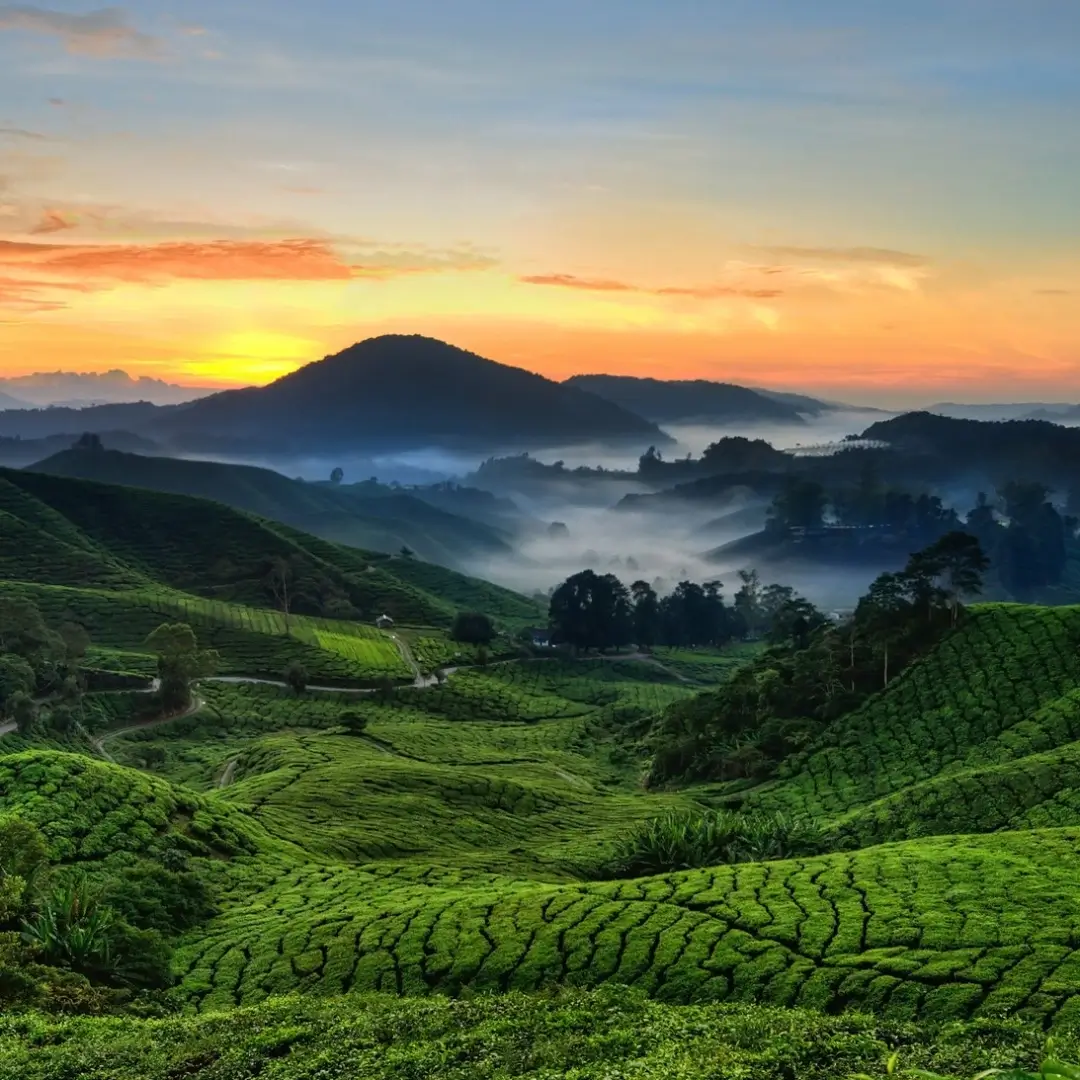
[[0, 5, 162, 59], [518, 272, 782, 299], [28, 208, 76, 234], [0, 127, 48, 141], [1034, 288, 1072, 296], [748, 245, 929, 267], [0, 235, 497, 309]]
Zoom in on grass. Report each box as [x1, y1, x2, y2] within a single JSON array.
[[3, 986, 1076, 1080]]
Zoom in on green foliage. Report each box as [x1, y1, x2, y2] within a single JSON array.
[[21, 877, 116, 972], [451, 610, 496, 645], [284, 660, 308, 695], [1, 988, 1076, 1080], [145, 622, 219, 711], [597, 806, 825, 878]]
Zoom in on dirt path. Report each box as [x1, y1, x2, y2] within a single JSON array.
[[91, 692, 204, 760], [217, 757, 239, 788]]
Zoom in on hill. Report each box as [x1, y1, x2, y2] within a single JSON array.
[[565, 373, 805, 424], [28, 445, 514, 569], [0, 401, 168, 440], [147, 335, 671, 453], [0, 389, 29, 410], [0, 466, 542, 630], [0, 430, 158, 469]]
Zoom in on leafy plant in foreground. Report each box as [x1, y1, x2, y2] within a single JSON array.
[[22, 878, 116, 973], [597, 806, 825, 878]]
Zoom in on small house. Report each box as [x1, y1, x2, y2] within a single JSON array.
[[375, 614, 394, 629], [528, 628, 551, 648]]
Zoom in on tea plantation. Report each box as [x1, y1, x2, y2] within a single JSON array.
[[7, 480, 1080, 1076]]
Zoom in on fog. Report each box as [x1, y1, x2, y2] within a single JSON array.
[[185, 409, 902, 611]]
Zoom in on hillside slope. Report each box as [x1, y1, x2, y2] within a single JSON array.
[[0, 467, 542, 628], [28, 446, 512, 568]]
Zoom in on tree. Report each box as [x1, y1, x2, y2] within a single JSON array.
[[451, 612, 496, 645], [733, 570, 765, 639], [330, 466, 344, 484], [399, 546, 415, 559], [767, 479, 827, 532], [630, 580, 660, 649], [548, 569, 632, 652], [57, 623, 90, 665], [339, 710, 368, 736], [265, 557, 295, 636], [284, 661, 308, 695], [855, 572, 910, 687], [919, 530, 990, 625], [144, 623, 218, 712], [9, 692, 36, 735], [0, 655, 35, 716]]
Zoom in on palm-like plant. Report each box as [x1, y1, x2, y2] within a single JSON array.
[[22, 877, 116, 971]]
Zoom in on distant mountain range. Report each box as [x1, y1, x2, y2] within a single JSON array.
[[563, 374, 808, 424], [28, 444, 516, 569], [0, 369, 216, 408], [925, 402, 1079, 422]]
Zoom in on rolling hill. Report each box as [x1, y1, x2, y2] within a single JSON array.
[[0, 466, 542, 631], [8, 471, 1080, 1074], [28, 445, 514, 569], [565, 373, 806, 424]]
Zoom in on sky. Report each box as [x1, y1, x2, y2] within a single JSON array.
[[0, 1, 1077, 407]]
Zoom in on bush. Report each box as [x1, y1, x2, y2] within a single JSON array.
[[451, 611, 496, 645], [339, 710, 369, 736], [284, 661, 308, 695], [597, 808, 824, 879]]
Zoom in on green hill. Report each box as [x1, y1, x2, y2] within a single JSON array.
[[0, 466, 542, 630], [28, 445, 513, 569]]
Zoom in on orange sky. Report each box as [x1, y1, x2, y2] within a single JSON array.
[[1, 2, 1078, 407]]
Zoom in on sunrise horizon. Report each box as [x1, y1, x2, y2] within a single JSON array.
[[1, 2, 1077, 407]]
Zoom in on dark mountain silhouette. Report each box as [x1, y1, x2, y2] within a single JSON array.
[[144, 335, 670, 453], [29, 445, 514, 569], [563, 374, 806, 424], [0, 429, 158, 469]]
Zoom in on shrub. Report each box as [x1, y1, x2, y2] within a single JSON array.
[[451, 611, 496, 645], [284, 661, 308, 695], [339, 710, 369, 736], [597, 807, 824, 879]]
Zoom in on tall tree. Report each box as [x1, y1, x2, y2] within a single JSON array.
[[855, 572, 911, 687], [918, 531, 990, 625], [549, 570, 632, 652], [145, 623, 219, 712], [630, 580, 660, 650]]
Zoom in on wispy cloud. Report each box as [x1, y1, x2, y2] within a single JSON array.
[[28, 207, 75, 233], [0, 5, 162, 59], [1034, 288, 1072, 296], [0, 235, 497, 310], [747, 245, 929, 267], [519, 272, 782, 299], [0, 126, 48, 140]]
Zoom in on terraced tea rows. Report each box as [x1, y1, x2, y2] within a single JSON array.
[[175, 825, 1080, 1027], [0, 581, 410, 683], [749, 606, 1080, 841]]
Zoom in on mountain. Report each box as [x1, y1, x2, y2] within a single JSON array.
[[750, 387, 875, 414], [27, 445, 514, 569], [0, 369, 216, 407], [146, 335, 671, 454], [564, 374, 805, 424], [0, 389, 30, 410]]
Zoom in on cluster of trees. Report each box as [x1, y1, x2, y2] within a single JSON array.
[[638, 438, 789, 483], [0, 598, 90, 736], [646, 531, 991, 788], [547, 569, 822, 653], [144, 623, 218, 712], [765, 473, 1074, 596]]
